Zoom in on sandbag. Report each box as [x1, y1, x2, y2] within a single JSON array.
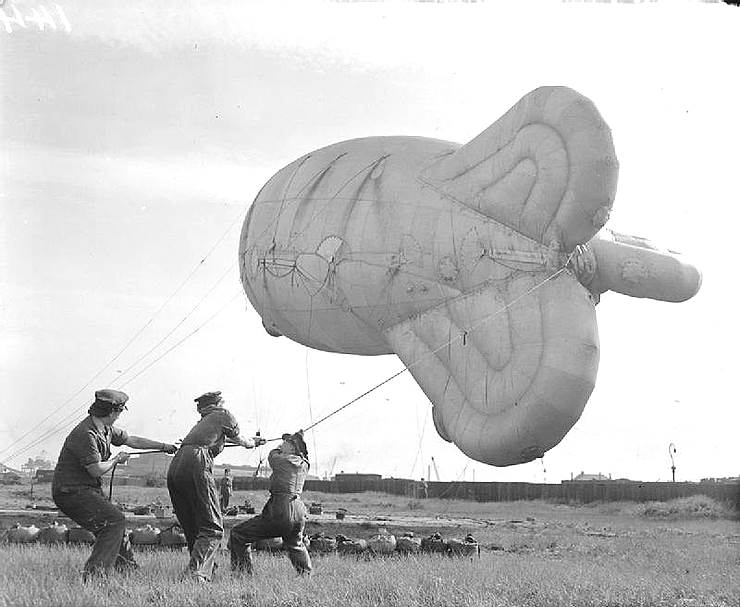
[[336, 534, 367, 555], [421, 532, 447, 554], [130, 524, 160, 545], [7, 524, 40, 544], [447, 533, 480, 557], [159, 525, 187, 548], [396, 533, 422, 554], [38, 522, 68, 544], [308, 533, 336, 554]]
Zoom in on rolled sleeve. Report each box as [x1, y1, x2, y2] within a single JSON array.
[[267, 448, 282, 467], [110, 426, 129, 447], [69, 430, 103, 467], [221, 411, 240, 440]]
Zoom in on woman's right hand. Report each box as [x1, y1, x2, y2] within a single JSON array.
[[115, 451, 130, 464]]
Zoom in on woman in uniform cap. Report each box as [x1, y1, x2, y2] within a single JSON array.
[[52, 389, 178, 580], [166, 391, 266, 582], [228, 430, 312, 576]]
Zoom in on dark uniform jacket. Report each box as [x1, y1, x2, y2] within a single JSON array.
[[268, 448, 309, 497], [180, 405, 240, 456], [52, 416, 128, 491]]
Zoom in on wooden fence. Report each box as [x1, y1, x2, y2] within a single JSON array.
[[232, 476, 739, 506]]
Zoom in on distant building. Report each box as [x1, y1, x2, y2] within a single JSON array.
[[34, 469, 55, 483], [700, 476, 740, 484], [569, 471, 612, 482], [21, 456, 55, 476], [1, 463, 23, 475]]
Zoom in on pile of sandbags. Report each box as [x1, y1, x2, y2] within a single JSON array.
[[1, 521, 481, 558], [422, 532, 480, 557]]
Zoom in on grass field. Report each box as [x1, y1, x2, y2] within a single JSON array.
[[1, 485, 737, 607]]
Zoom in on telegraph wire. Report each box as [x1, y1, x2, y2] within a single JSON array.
[[0, 206, 246, 461], [108, 262, 237, 385], [1, 206, 247, 463], [3, 290, 244, 465]]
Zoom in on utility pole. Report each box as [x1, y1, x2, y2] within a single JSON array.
[[668, 443, 677, 482]]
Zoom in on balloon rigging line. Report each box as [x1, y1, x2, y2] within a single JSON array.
[[296, 259, 575, 439], [0, 206, 246, 462], [283, 155, 391, 250], [408, 405, 430, 479], [437, 463, 470, 510], [254, 154, 347, 248], [270, 154, 312, 244], [251, 379, 265, 475]]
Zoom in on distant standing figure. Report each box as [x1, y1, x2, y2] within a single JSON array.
[[220, 468, 233, 512], [420, 477, 429, 499], [166, 391, 265, 582], [52, 389, 177, 580], [228, 431, 312, 575]]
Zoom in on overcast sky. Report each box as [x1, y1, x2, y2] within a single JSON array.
[[1, 0, 738, 484]]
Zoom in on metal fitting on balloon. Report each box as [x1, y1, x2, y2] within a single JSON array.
[[568, 243, 597, 288]]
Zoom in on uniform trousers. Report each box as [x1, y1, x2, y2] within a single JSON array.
[[228, 494, 312, 574], [52, 485, 136, 578], [166, 445, 223, 581]]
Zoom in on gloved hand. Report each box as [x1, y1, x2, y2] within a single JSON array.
[[162, 444, 178, 454], [253, 436, 267, 447], [115, 451, 130, 464]]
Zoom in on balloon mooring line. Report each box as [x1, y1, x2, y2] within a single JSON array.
[[299, 258, 575, 436]]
